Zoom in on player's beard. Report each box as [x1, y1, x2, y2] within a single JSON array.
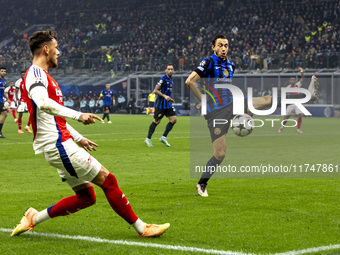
[[49, 57, 58, 68]]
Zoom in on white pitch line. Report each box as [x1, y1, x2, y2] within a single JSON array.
[[274, 244, 340, 255], [0, 228, 253, 255], [1, 228, 339, 255]]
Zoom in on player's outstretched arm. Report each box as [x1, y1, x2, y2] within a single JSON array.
[[298, 66, 305, 84], [78, 113, 103, 125], [185, 71, 202, 101], [30, 85, 103, 124]]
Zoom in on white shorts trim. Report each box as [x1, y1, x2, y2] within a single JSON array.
[[43, 139, 102, 188]]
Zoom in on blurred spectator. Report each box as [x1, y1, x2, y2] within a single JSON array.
[[126, 97, 135, 114], [117, 94, 126, 110]]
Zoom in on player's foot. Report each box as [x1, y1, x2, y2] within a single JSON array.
[[196, 183, 208, 197], [278, 127, 283, 133], [297, 129, 303, 133], [24, 126, 32, 133], [308, 75, 319, 101], [159, 136, 171, 147], [0, 132, 5, 138], [11, 207, 38, 237], [14, 118, 18, 123], [101, 121, 105, 124], [107, 121, 112, 124], [144, 138, 153, 147], [138, 223, 170, 237], [18, 129, 24, 134]]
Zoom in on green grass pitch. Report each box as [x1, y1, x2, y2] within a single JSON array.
[[0, 114, 339, 254]]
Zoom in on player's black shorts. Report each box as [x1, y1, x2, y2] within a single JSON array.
[[154, 107, 176, 121], [0, 102, 6, 113], [148, 101, 154, 108], [206, 98, 247, 143], [103, 105, 111, 111]]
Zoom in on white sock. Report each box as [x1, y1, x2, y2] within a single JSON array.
[[33, 209, 51, 226], [131, 218, 146, 234]]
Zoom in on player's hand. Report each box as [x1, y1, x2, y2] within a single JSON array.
[[78, 113, 103, 125], [165, 95, 175, 104], [77, 138, 98, 151], [196, 102, 201, 109]]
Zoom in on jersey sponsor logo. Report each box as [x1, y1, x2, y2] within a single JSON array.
[[216, 77, 232, 82]]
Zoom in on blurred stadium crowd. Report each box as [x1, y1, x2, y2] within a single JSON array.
[[0, 0, 340, 73]]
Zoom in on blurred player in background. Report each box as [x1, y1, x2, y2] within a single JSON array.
[[186, 35, 319, 197], [146, 91, 155, 115], [15, 71, 32, 134], [97, 83, 114, 124], [145, 64, 177, 147], [4, 81, 18, 122], [278, 67, 317, 133], [0, 66, 8, 138], [11, 29, 169, 238]]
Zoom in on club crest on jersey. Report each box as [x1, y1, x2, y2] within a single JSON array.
[[224, 68, 230, 77]]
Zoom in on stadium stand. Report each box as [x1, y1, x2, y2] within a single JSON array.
[[0, 0, 339, 74]]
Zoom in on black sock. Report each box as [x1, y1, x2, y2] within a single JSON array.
[[107, 113, 110, 121], [163, 122, 174, 137], [102, 113, 106, 120], [198, 156, 223, 185], [147, 122, 157, 139], [0, 123, 3, 132]]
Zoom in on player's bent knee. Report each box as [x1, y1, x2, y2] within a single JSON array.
[[76, 186, 96, 207], [214, 152, 225, 161], [91, 166, 110, 186]]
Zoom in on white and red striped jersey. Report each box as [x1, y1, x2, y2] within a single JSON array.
[[25, 65, 75, 154]]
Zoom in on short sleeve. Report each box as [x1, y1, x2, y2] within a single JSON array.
[[157, 78, 164, 86], [25, 66, 48, 95], [194, 58, 211, 77], [15, 79, 21, 89]]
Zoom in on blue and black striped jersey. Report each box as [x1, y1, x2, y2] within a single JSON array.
[[100, 89, 114, 106], [0, 78, 6, 103], [194, 54, 235, 114], [154, 74, 174, 109]]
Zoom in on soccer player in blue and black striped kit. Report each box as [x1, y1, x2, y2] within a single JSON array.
[[97, 83, 114, 124], [145, 64, 177, 147], [0, 67, 8, 138], [186, 35, 319, 196]]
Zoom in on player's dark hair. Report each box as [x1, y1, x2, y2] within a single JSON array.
[[166, 64, 173, 68], [21, 70, 26, 74], [212, 34, 227, 46], [29, 29, 57, 54], [0, 66, 6, 70]]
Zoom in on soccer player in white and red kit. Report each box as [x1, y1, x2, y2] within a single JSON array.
[[11, 30, 169, 238], [15, 71, 32, 134], [279, 66, 305, 133], [4, 81, 17, 121]]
